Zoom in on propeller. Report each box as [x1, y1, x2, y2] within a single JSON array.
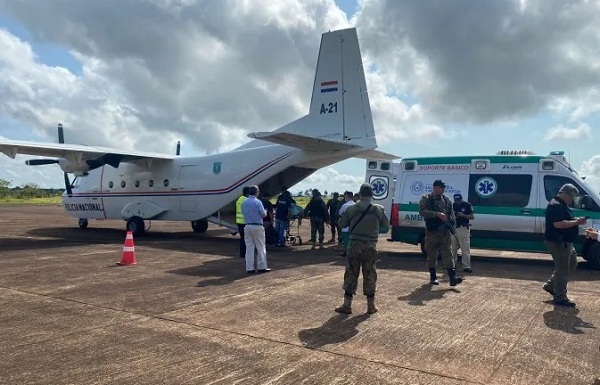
[[57, 124, 73, 196], [26, 159, 59, 166], [176, 141, 181, 156]]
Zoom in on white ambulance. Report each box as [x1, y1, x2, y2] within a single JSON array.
[[366, 150, 600, 269]]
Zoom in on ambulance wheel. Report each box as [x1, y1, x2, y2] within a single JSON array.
[[191, 219, 209, 233], [126, 217, 145, 237], [584, 241, 600, 270], [78, 218, 88, 229]]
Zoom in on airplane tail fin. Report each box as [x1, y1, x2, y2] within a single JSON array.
[[248, 28, 378, 151]]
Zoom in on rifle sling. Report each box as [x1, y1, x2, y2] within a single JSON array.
[[350, 204, 373, 234]]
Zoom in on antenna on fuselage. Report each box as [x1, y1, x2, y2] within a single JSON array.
[[176, 141, 181, 156]]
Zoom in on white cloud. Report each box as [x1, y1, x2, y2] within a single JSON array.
[[544, 124, 592, 141], [293, 167, 364, 196], [580, 155, 600, 194]]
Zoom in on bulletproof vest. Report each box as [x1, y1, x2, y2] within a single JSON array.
[[424, 195, 449, 231]]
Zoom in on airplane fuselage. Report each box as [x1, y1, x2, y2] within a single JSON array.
[[63, 144, 352, 224]]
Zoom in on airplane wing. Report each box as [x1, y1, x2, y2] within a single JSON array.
[[248, 132, 399, 160], [0, 139, 177, 161]]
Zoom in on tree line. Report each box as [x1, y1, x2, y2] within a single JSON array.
[[0, 179, 63, 199]]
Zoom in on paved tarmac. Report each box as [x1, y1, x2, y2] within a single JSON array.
[[0, 204, 599, 385]]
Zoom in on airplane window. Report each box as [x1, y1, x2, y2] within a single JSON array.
[[108, 181, 114, 188], [135, 180, 140, 188], [148, 180, 154, 187], [163, 179, 169, 187], [121, 181, 126, 188]]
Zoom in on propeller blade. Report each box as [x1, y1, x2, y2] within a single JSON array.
[[26, 159, 59, 166], [58, 123, 64, 144], [64, 172, 72, 196], [176, 141, 181, 156]]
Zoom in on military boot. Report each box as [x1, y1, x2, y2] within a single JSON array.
[[366, 296, 378, 314], [311, 241, 316, 250], [318, 241, 324, 249], [334, 294, 352, 314], [448, 268, 463, 286], [429, 268, 439, 285]]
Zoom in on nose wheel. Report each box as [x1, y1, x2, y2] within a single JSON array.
[[78, 218, 89, 229]]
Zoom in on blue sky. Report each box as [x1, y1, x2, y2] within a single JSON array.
[[0, 0, 599, 194]]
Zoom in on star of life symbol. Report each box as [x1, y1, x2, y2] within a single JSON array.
[[476, 176, 497, 198], [371, 177, 388, 198]]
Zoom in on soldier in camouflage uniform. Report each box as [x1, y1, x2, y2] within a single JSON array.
[[418, 180, 463, 286], [335, 183, 389, 314]]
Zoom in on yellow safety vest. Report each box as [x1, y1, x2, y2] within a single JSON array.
[[236, 195, 247, 224]]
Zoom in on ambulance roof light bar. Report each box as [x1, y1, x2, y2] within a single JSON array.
[[496, 150, 536, 155]]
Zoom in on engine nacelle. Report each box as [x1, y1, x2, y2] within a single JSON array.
[[58, 158, 91, 173]]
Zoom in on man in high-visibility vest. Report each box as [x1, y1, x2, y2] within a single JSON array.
[[236, 186, 250, 258]]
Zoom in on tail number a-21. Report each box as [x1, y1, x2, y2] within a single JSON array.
[[320, 102, 338, 114]]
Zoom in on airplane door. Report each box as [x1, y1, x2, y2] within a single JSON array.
[[179, 166, 200, 212]]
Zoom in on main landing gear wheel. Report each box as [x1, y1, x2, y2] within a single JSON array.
[[191, 219, 209, 233], [78, 218, 88, 229], [126, 216, 146, 237]]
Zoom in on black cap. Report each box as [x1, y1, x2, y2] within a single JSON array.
[[433, 180, 446, 188], [453, 193, 462, 200]]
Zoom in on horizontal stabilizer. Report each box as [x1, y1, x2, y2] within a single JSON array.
[[352, 149, 399, 160], [248, 131, 362, 152]]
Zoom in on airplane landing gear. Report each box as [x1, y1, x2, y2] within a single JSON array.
[[126, 216, 146, 236], [78, 218, 88, 229], [191, 219, 209, 233]]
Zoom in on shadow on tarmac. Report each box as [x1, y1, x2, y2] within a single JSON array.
[[397, 283, 461, 306], [542, 306, 596, 335], [298, 313, 370, 348], [11, 226, 600, 285]]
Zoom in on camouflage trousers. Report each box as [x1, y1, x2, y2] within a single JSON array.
[[309, 218, 325, 244], [425, 229, 455, 269], [342, 240, 378, 296]]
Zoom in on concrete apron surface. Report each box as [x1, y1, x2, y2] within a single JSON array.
[[0, 204, 599, 385]]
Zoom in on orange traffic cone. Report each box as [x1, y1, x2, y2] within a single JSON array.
[[117, 231, 137, 265]]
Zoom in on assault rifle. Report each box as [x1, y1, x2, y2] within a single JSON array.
[[441, 220, 456, 235]]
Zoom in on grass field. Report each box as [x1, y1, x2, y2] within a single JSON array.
[[0, 197, 61, 204]]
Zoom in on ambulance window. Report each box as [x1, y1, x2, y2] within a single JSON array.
[[108, 181, 114, 188], [543, 176, 598, 210], [148, 180, 154, 188], [121, 181, 126, 188], [368, 161, 377, 169], [163, 179, 170, 187], [542, 161, 554, 171], [404, 161, 416, 171], [381, 162, 391, 171], [468, 174, 532, 207]]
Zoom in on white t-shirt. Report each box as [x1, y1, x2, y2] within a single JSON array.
[[338, 200, 356, 232]]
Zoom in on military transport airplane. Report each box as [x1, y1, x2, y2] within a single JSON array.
[[0, 27, 395, 236]]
